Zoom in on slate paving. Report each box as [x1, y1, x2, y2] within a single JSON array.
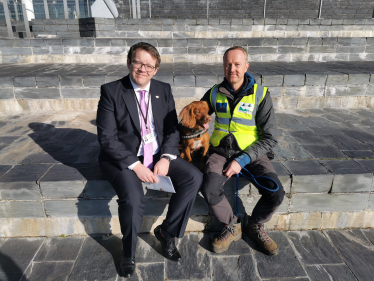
[[0, 61, 373, 90], [1, 229, 374, 280]]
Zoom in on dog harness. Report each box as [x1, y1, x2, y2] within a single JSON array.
[[209, 83, 267, 150]]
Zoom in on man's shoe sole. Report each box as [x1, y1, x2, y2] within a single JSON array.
[[211, 233, 242, 254]]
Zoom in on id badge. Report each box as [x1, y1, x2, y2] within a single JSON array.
[[142, 131, 155, 144]]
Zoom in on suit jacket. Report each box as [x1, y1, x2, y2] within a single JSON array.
[[96, 75, 180, 181]]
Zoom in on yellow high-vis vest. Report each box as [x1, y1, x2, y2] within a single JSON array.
[[209, 84, 267, 151]]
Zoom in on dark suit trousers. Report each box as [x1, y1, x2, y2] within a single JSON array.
[[109, 156, 203, 259]]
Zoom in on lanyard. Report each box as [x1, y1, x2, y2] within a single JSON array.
[[135, 90, 151, 130]]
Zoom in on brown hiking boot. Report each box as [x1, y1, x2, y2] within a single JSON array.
[[211, 221, 242, 253], [244, 223, 279, 255]]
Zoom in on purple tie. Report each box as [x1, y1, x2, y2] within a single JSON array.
[[139, 90, 153, 169]]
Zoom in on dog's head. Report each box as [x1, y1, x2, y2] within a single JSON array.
[[179, 101, 212, 129]]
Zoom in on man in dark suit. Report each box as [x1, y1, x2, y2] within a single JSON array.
[[96, 42, 203, 277]]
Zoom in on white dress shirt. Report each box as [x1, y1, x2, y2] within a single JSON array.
[[128, 77, 176, 170]]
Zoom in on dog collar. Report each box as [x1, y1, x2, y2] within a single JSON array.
[[180, 127, 209, 139]]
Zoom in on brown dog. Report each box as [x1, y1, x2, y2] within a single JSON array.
[[179, 101, 212, 171]]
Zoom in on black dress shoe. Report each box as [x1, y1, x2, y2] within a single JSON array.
[[120, 255, 135, 278], [154, 225, 182, 261]]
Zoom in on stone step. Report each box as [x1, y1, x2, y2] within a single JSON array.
[[1, 37, 374, 64], [0, 109, 374, 236], [28, 18, 374, 39], [0, 61, 373, 112]]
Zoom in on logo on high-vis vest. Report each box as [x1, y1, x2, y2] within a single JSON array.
[[216, 103, 227, 113], [238, 103, 254, 114]]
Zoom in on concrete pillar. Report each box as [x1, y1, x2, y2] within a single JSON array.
[[21, 0, 35, 20]]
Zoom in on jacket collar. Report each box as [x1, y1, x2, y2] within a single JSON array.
[[121, 75, 141, 134]]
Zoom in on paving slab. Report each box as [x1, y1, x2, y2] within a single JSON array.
[[21, 261, 74, 281], [44, 199, 116, 217], [0, 163, 53, 183], [68, 235, 121, 281], [0, 181, 41, 200], [34, 237, 84, 261], [253, 232, 306, 279], [0, 201, 44, 218], [287, 231, 342, 264], [0, 238, 44, 281], [324, 229, 374, 281], [320, 160, 373, 192], [290, 193, 369, 212], [305, 264, 357, 281], [361, 229, 374, 245], [211, 254, 260, 281], [282, 160, 333, 193], [165, 233, 210, 280]]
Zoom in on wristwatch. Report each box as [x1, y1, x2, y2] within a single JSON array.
[[161, 155, 173, 163]]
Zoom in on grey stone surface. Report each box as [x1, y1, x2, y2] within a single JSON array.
[[34, 237, 84, 261], [305, 264, 357, 281], [61, 88, 100, 99], [287, 231, 342, 264], [165, 233, 210, 280], [40, 181, 84, 199], [69, 235, 121, 281], [253, 232, 306, 279], [0, 182, 41, 200], [325, 229, 374, 281], [0, 163, 53, 183], [127, 263, 164, 281], [13, 76, 36, 87], [21, 262, 74, 281], [0, 88, 14, 99], [0, 201, 44, 218], [301, 144, 348, 159], [211, 255, 259, 281], [0, 238, 44, 281], [283, 75, 305, 86], [356, 159, 374, 173], [326, 74, 349, 85], [290, 193, 368, 212], [305, 74, 327, 85], [319, 160, 373, 192], [15, 88, 60, 100], [36, 76, 59, 88], [283, 160, 333, 193], [44, 199, 116, 217]]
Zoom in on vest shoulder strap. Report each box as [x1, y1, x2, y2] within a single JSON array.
[[210, 84, 219, 109]]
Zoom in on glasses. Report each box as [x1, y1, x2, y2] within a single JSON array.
[[131, 60, 156, 72]]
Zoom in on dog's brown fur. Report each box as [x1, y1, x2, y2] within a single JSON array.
[[179, 101, 212, 171]]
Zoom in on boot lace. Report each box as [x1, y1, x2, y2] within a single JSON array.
[[254, 224, 271, 244], [218, 223, 237, 241]]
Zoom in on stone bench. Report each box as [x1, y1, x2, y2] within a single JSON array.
[[0, 109, 374, 237], [0, 62, 373, 112]]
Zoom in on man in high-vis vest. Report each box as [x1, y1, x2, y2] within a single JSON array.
[[200, 46, 284, 255]]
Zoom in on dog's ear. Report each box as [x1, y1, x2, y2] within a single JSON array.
[[179, 104, 196, 128]]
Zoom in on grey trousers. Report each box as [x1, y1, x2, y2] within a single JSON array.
[[200, 153, 284, 225]]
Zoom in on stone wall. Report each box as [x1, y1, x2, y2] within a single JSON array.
[[114, 0, 374, 19], [265, 0, 320, 19], [322, 0, 374, 19]]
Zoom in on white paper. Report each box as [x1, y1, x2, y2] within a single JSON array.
[[144, 175, 176, 193]]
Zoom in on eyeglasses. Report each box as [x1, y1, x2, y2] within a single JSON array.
[[131, 60, 156, 72]]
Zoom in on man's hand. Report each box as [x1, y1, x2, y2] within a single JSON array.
[[223, 160, 242, 178], [153, 158, 170, 177], [133, 163, 158, 183]]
